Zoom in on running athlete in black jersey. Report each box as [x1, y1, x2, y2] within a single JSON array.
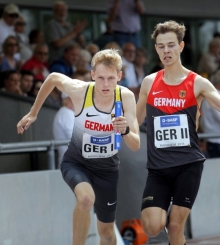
[[136, 20, 220, 245], [17, 49, 140, 245]]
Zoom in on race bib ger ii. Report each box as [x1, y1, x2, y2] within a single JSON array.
[[82, 133, 118, 158], [154, 114, 190, 148]]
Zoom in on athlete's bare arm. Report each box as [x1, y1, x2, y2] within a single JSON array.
[[17, 72, 87, 134], [118, 87, 140, 151], [194, 75, 220, 111], [136, 73, 156, 125]]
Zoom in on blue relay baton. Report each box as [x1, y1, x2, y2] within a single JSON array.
[[114, 101, 122, 150]]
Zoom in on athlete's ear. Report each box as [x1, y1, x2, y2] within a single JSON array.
[[117, 71, 122, 81], [91, 70, 95, 81], [180, 41, 185, 52]]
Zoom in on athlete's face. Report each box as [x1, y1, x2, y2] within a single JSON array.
[[155, 32, 184, 67], [91, 63, 122, 97]]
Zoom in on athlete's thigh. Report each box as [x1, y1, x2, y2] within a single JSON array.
[[172, 161, 204, 209], [92, 170, 119, 223], [141, 169, 172, 212], [60, 161, 92, 193]]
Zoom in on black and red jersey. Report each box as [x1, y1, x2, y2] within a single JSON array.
[[146, 70, 206, 169]]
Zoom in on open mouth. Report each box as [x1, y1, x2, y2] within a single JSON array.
[[164, 56, 171, 61]]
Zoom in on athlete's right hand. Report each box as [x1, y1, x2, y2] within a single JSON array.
[[17, 113, 37, 134]]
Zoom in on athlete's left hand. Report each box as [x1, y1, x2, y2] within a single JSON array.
[[112, 116, 127, 133]]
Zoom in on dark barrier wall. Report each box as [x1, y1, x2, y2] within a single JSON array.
[[0, 91, 58, 173], [0, 91, 58, 143]]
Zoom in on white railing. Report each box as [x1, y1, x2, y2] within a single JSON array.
[[0, 140, 69, 170], [0, 133, 219, 169]]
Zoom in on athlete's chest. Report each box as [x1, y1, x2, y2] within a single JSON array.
[[76, 106, 115, 133], [148, 79, 196, 113]]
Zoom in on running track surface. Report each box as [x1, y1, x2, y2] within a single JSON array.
[[148, 234, 220, 244]]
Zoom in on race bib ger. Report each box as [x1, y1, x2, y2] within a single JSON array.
[[82, 133, 118, 158], [154, 114, 190, 148]]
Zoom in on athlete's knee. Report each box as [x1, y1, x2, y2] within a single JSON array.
[[77, 194, 95, 211], [142, 219, 162, 237], [99, 226, 115, 243], [168, 220, 184, 236]]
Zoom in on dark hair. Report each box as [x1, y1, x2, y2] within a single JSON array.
[[28, 79, 43, 97], [20, 69, 34, 77], [29, 29, 42, 44], [64, 43, 81, 53], [213, 32, 220, 38], [151, 20, 186, 44], [136, 47, 148, 58], [4, 70, 21, 80], [2, 35, 18, 53]]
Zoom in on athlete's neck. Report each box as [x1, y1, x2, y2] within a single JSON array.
[[93, 94, 114, 113], [163, 64, 189, 85]]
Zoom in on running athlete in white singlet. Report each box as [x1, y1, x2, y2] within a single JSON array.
[[17, 49, 140, 245]]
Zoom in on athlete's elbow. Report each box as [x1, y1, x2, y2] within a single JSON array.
[[131, 140, 140, 152], [45, 72, 59, 82], [137, 116, 145, 126]]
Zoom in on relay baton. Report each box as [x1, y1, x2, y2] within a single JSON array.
[[114, 101, 122, 150]]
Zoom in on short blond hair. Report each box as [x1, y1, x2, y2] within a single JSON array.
[[151, 20, 186, 44], [91, 49, 122, 72]]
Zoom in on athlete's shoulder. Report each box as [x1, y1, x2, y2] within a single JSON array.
[[194, 73, 211, 85], [140, 72, 159, 94], [73, 80, 91, 92], [143, 70, 161, 84], [119, 86, 136, 105], [120, 85, 135, 96]]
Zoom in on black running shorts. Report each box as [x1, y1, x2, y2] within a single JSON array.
[[60, 161, 119, 223], [141, 161, 204, 211]]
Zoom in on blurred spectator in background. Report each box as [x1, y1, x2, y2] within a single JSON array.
[[15, 15, 33, 63], [28, 79, 43, 97], [122, 42, 139, 97], [197, 38, 220, 79], [50, 43, 81, 77], [0, 36, 22, 72], [213, 32, 220, 38], [22, 44, 50, 81], [76, 49, 92, 71], [1, 70, 22, 95], [149, 56, 164, 73], [20, 70, 34, 96], [117, 66, 128, 87], [71, 72, 84, 81], [93, 19, 114, 49], [72, 68, 91, 82], [86, 43, 99, 57], [200, 70, 220, 158], [45, 87, 62, 108], [29, 28, 44, 51], [134, 47, 148, 86], [104, 41, 122, 55], [0, 3, 20, 52], [53, 92, 75, 166], [45, 1, 87, 64], [107, 0, 145, 48]]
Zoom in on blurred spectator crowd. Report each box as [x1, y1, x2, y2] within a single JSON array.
[[0, 1, 148, 107], [1, 1, 220, 158]]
